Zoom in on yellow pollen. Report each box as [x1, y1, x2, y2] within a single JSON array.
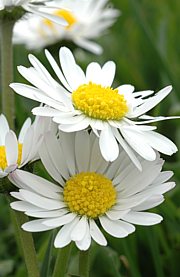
[[63, 172, 117, 218], [43, 9, 77, 30], [72, 82, 128, 120], [0, 144, 22, 170]]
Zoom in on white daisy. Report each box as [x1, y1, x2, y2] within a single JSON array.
[[9, 130, 175, 251], [10, 47, 179, 169], [13, 0, 119, 54], [0, 0, 68, 26], [0, 114, 55, 178]]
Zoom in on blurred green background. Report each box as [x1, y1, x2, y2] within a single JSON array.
[[0, 0, 180, 276]]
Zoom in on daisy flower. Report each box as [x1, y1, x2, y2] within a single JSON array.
[[13, 0, 119, 54], [0, 0, 68, 26], [9, 130, 175, 250], [0, 114, 55, 178], [10, 47, 179, 169]]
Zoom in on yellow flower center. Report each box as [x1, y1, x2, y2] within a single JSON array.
[[43, 9, 77, 30], [72, 82, 128, 120], [0, 144, 22, 170], [63, 172, 117, 218]]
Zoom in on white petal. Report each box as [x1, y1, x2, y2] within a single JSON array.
[[43, 213, 76, 227], [75, 38, 103, 55], [143, 131, 177, 155], [28, 53, 60, 87], [112, 128, 142, 170], [10, 201, 43, 212], [121, 127, 156, 161], [45, 49, 72, 92], [133, 195, 164, 211], [146, 182, 175, 195], [55, 114, 86, 125], [18, 117, 31, 143], [0, 171, 7, 177], [58, 117, 90, 132], [21, 126, 34, 165], [19, 189, 64, 210], [54, 217, 79, 248], [101, 61, 116, 87], [135, 115, 180, 125], [152, 171, 173, 185], [60, 47, 86, 90], [12, 170, 61, 199], [106, 209, 130, 220], [76, 225, 91, 251], [26, 7, 68, 26], [100, 216, 135, 238], [44, 132, 69, 180], [99, 126, 119, 162], [13, 169, 61, 192], [123, 211, 163, 226], [89, 135, 106, 172], [17, 65, 66, 103], [10, 83, 67, 111], [0, 114, 10, 144], [75, 131, 90, 172], [89, 219, 107, 246], [39, 137, 64, 184], [5, 131, 18, 166], [132, 86, 172, 118], [22, 219, 54, 232], [86, 62, 102, 84], [32, 107, 62, 117], [90, 119, 106, 131], [71, 217, 88, 241], [25, 209, 68, 219], [10, 191, 24, 200], [118, 84, 135, 94], [117, 160, 163, 197], [59, 131, 76, 176]]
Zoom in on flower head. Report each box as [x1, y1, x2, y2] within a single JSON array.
[[10, 47, 179, 170], [13, 0, 119, 54], [10, 130, 175, 250], [0, 114, 55, 178]]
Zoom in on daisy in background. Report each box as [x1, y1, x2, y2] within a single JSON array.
[[10, 47, 179, 170], [0, 0, 68, 26], [0, 114, 55, 178], [13, 0, 119, 54], [9, 130, 175, 250]]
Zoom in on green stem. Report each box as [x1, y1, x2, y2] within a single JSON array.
[[79, 250, 90, 277], [6, 194, 40, 277], [52, 243, 72, 277], [11, 209, 40, 277], [0, 18, 15, 129]]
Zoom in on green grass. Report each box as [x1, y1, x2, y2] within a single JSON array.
[[0, 0, 180, 276]]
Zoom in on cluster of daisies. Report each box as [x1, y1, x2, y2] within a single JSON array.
[[0, 0, 178, 251]]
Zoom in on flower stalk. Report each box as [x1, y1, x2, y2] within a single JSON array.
[[11, 209, 40, 277], [0, 18, 15, 129], [0, 15, 40, 277], [52, 243, 72, 277], [79, 249, 90, 277]]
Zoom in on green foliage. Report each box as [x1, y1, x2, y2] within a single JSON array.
[[0, 0, 180, 276]]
